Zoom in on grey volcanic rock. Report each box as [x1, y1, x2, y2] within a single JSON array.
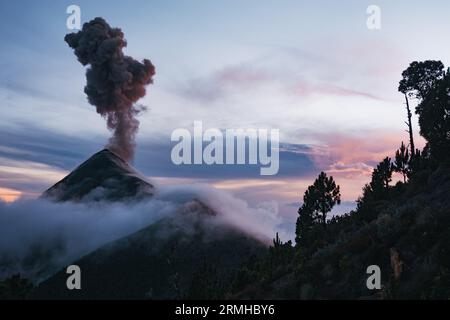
[[42, 149, 153, 202]]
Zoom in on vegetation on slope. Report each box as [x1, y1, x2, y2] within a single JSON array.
[[227, 60, 450, 299]]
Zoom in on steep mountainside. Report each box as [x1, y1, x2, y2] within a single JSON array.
[[32, 212, 266, 299]]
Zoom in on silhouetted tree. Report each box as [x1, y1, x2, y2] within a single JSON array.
[[296, 172, 341, 232], [359, 157, 394, 206], [394, 142, 410, 183], [374, 157, 394, 190], [416, 72, 450, 163], [273, 232, 283, 247], [399, 60, 445, 157], [402, 94, 415, 157], [295, 203, 315, 248], [408, 148, 430, 178], [269, 233, 293, 269], [399, 60, 445, 100]]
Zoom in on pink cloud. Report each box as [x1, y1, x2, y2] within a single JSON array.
[[308, 130, 426, 180], [290, 82, 384, 101], [216, 66, 269, 86], [180, 65, 269, 102]]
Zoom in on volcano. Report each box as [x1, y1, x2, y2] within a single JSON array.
[[42, 149, 154, 202], [30, 149, 267, 299]]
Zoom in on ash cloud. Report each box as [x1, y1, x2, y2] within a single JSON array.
[[65, 17, 155, 162]]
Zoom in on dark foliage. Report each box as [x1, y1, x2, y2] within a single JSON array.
[[416, 73, 450, 163], [227, 59, 450, 299], [4, 59, 449, 300], [0, 274, 34, 300], [398, 60, 445, 100], [394, 142, 410, 183]]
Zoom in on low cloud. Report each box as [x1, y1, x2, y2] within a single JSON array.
[[0, 183, 289, 283]]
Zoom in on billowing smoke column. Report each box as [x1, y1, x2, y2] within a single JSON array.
[[65, 17, 155, 162]]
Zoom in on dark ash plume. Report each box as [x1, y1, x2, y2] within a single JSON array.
[[65, 17, 155, 162]]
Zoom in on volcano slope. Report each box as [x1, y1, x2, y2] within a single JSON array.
[[33, 210, 266, 299], [32, 150, 267, 299]]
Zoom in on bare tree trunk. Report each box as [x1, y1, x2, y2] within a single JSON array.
[[404, 94, 415, 157]]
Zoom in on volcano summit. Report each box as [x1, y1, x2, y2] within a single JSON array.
[[43, 149, 154, 202]]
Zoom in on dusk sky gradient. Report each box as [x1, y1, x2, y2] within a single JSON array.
[[1, 1, 449, 237]]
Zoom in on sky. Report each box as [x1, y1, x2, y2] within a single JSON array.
[[1, 0, 449, 238]]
